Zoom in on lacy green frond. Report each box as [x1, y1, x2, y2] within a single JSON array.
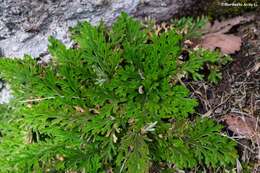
[[0, 13, 237, 172]]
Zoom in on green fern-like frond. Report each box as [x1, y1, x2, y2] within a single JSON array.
[[0, 13, 237, 172]]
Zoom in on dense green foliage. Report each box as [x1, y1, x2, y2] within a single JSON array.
[[0, 13, 237, 172]]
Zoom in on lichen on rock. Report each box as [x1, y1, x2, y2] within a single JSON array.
[[0, 0, 140, 58]]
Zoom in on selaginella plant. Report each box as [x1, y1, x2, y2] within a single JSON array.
[[0, 13, 237, 173]]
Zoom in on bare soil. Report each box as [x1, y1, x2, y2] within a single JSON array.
[[188, 12, 260, 172]]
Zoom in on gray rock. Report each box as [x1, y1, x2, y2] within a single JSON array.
[[0, 0, 194, 103], [0, 0, 140, 58], [0, 0, 195, 58], [134, 0, 194, 21], [0, 82, 12, 104]]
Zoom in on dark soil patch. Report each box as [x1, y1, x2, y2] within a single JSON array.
[[188, 12, 260, 171]]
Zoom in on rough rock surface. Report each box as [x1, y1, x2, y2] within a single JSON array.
[[134, 0, 194, 21], [0, 0, 194, 103], [0, 82, 12, 104], [0, 0, 140, 58], [0, 0, 194, 58]]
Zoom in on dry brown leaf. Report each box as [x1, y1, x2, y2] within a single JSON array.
[[221, 113, 260, 143], [202, 15, 255, 35], [89, 108, 100, 114], [184, 40, 194, 48], [138, 85, 144, 94], [56, 154, 64, 161], [201, 33, 241, 54], [74, 106, 85, 113], [199, 15, 255, 55]]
